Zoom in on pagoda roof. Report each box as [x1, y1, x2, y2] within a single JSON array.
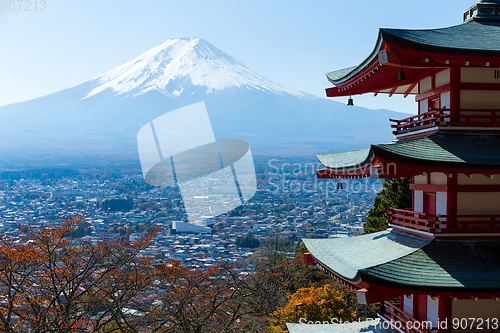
[[382, 20, 500, 57], [304, 230, 500, 292], [317, 133, 500, 178], [326, 20, 500, 97]]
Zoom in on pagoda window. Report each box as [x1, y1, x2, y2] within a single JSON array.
[[427, 296, 439, 329], [478, 6, 496, 15], [403, 295, 414, 317], [471, 6, 478, 17]]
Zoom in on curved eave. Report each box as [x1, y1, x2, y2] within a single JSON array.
[[305, 231, 500, 293], [358, 271, 500, 294], [326, 32, 384, 85], [326, 20, 500, 97], [317, 133, 500, 180], [303, 230, 431, 286]]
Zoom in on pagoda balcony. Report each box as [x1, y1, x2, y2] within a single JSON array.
[[388, 208, 500, 235], [380, 301, 431, 333], [390, 109, 500, 136]]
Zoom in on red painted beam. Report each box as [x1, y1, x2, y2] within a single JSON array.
[[415, 83, 451, 102], [388, 86, 398, 97], [378, 50, 450, 69], [404, 82, 418, 98], [386, 42, 500, 68]]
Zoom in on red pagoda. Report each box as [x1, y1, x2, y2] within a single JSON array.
[[301, 1, 500, 332]]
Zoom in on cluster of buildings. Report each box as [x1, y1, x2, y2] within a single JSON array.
[[0, 164, 379, 271]]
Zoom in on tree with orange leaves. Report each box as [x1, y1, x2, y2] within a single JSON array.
[[0, 215, 159, 332], [269, 284, 356, 333]]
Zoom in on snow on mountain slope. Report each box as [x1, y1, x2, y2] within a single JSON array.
[[85, 37, 306, 99]]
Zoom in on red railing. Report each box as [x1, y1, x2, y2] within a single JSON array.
[[388, 208, 438, 233], [381, 301, 432, 333], [390, 111, 442, 135], [388, 208, 500, 235], [390, 109, 500, 135]]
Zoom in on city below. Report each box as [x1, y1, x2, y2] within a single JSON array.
[[0, 156, 380, 274]]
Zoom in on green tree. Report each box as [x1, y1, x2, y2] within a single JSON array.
[[364, 177, 412, 234], [236, 233, 260, 249], [100, 198, 133, 212]]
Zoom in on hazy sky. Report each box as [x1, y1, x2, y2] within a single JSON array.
[[0, 0, 473, 113]]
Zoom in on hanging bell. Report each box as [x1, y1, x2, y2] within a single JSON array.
[[337, 182, 344, 190], [398, 67, 406, 81], [347, 96, 354, 106]]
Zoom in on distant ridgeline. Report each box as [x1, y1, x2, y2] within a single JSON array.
[[0, 168, 78, 180]]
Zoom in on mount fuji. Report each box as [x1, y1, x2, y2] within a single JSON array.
[[0, 37, 409, 166]]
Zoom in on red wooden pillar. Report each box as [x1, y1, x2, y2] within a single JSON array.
[[437, 296, 452, 333], [413, 295, 419, 319], [417, 294, 428, 321], [449, 67, 461, 114], [447, 173, 457, 217]]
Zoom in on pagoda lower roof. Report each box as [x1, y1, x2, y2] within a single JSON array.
[[304, 229, 500, 292], [317, 132, 500, 177]]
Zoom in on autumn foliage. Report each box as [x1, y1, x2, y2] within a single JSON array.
[[269, 284, 355, 333], [0, 216, 369, 332]]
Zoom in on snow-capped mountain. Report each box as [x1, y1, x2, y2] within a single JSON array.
[[85, 37, 304, 99], [0, 37, 410, 167]]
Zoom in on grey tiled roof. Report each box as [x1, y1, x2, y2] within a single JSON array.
[[363, 239, 500, 291], [305, 230, 500, 292], [318, 133, 500, 171], [382, 20, 500, 56], [303, 230, 431, 281], [317, 148, 372, 172]]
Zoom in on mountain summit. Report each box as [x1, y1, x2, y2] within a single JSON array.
[[0, 37, 409, 166], [85, 37, 304, 99]]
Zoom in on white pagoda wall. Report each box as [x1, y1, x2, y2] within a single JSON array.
[[435, 69, 450, 88], [462, 67, 500, 83], [456, 174, 500, 215], [461, 90, 500, 109], [461, 67, 500, 109], [452, 299, 500, 331]]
